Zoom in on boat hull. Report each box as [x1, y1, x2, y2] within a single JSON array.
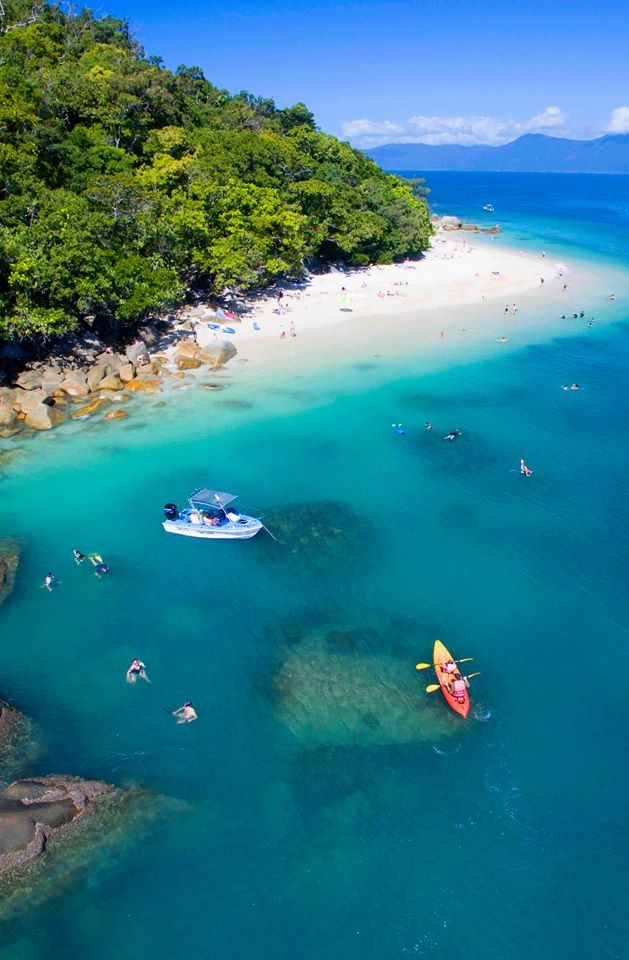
[[433, 639, 470, 718], [162, 518, 262, 540]]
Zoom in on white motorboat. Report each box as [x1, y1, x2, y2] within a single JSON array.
[[482, 204, 495, 212], [162, 488, 263, 540]]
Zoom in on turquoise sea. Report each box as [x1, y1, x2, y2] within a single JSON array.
[[1, 173, 628, 959]]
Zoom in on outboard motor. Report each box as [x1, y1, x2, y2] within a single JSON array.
[[164, 502, 178, 521]]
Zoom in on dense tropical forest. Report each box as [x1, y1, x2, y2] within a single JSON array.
[[0, 0, 432, 340]]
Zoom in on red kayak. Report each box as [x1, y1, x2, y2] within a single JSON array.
[[433, 639, 470, 718]]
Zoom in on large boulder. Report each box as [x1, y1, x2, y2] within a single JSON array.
[[98, 374, 125, 391], [86, 364, 109, 392], [125, 340, 149, 366], [174, 339, 200, 361], [104, 408, 128, 421], [60, 373, 89, 397], [23, 405, 65, 431], [176, 357, 202, 371], [440, 216, 462, 231], [12, 388, 49, 413], [118, 363, 135, 382], [14, 369, 44, 391], [124, 377, 161, 392], [38, 364, 64, 393], [198, 340, 237, 367], [0, 390, 17, 427], [71, 397, 108, 419]]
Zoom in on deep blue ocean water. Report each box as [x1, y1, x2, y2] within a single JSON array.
[[0, 174, 628, 960]]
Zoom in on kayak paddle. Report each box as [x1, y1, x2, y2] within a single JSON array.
[[415, 658, 473, 670], [425, 671, 481, 693]]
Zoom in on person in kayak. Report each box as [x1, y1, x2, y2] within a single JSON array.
[[447, 675, 470, 699], [441, 659, 457, 675]]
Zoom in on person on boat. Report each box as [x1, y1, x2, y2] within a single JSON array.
[[173, 701, 197, 724], [126, 659, 149, 684], [43, 572, 58, 591], [94, 562, 110, 578], [447, 675, 470, 698], [520, 458, 533, 476], [73, 549, 86, 564], [441, 659, 457, 675], [443, 429, 460, 441]]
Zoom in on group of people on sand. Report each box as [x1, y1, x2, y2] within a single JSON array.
[[125, 658, 197, 722]]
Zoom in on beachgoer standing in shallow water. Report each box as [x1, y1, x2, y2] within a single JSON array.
[[126, 659, 149, 684], [173, 702, 197, 724]]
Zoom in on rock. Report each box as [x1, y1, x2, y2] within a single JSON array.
[[60, 374, 89, 397], [483, 225, 502, 234], [15, 369, 44, 391], [12, 388, 49, 413], [0, 448, 25, 469], [0, 698, 38, 782], [198, 340, 237, 367], [259, 501, 373, 574], [103, 408, 128, 421], [125, 340, 149, 366], [440, 216, 462, 230], [176, 357, 202, 371], [460, 222, 479, 232], [86, 365, 109, 392], [124, 377, 161, 392], [39, 364, 64, 393], [118, 363, 135, 382], [136, 323, 160, 346], [98, 375, 125, 391], [174, 340, 200, 361], [0, 539, 20, 606], [71, 398, 108, 420], [23, 404, 54, 430], [0, 400, 16, 427]]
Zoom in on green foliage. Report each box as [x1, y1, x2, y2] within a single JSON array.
[[0, 1, 432, 338]]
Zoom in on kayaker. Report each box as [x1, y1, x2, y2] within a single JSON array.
[[448, 675, 470, 699], [441, 660, 457, 675]]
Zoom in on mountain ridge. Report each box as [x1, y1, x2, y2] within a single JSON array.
[[366, 133, 629, 174]]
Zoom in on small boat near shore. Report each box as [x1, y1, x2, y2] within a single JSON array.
[[433, 639, 470, 718], [163, 488, 263, 539], [483, 203, 495, 212]]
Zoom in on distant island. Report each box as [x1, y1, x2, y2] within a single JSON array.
[[366, 133, 629, 174]]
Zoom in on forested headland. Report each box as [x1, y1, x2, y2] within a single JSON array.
[[0, 1, 432, 342]]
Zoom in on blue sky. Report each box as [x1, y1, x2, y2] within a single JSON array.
[[98, 0, 629, 147]]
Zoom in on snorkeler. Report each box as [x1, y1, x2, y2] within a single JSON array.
[[520, 458, 533, 477], [424, 422, 433, 431], [172, 702, 198, 724], [391, 423, 406, 436], [43, 572, 58, 591], [94, 562, 110, 578], [73, 549, 86, 564], [126, 659, 149, 684], [443, 429, 461, 441]]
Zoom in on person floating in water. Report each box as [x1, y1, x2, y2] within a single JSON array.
[[73, 549, 86, 564], [173, 701, 197, 724], [94, 562, 110, 578], [43, 572, 58, 591], [561, 383, 580, 391], [443, 429, 461, 441], [392, 423, 405, 436], [520, 458, 533, 477], [126, 659, 149, 684], [87, 553, 103, 566], [424, 422, 433, 431]]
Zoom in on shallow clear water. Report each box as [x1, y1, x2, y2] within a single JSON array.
[[1, 174, 627, 959]]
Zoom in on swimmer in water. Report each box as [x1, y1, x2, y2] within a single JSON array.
[[173, 701, 198, 724], [391, 423, 405, 436], [424, 422, 433, 431], [443, 429, 461, 441], [520, 458, 533, 477], [94, 562, 110, 578], [73, 549, 86, 564], [126, 659, 149, 684], [43, 572, 58, 591], [561, 384, 580, 391]]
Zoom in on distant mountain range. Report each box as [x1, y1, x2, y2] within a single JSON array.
[[366, 134, 629, 174]]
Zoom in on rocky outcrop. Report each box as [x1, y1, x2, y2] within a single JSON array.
[[0, 699, 37, 780], [103, 408, 127, 421], [0, 538, 20, 606]]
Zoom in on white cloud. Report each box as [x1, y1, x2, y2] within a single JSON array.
[[606, 106, 629, 134], [340, 105, 571, 149]]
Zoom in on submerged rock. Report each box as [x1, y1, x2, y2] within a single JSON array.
[[272, 625, 455, 746], [0, 539, 20, 606], [103, 408, 128, 421], [261, 501, 373, 572], [0, 775, 176, 919], [0, 700, 38, 782]]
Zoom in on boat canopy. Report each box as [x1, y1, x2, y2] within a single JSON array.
[[189, 488, 237, 508]]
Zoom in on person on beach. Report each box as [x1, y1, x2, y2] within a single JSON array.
[[126, 659, 149, 684], [520, 459, 533, 476], [43, 572, 58, 591], [173, 701, 197, 724], [73, 549, 86, 564], [289, 321, 296, 337]]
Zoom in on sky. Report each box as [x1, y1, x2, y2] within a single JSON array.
[[93, 0, 629, 148]]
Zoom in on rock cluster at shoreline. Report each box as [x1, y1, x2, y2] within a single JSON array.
[[0, 320, 238, 436]]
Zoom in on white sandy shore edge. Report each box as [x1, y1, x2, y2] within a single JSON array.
[[183, 230, 567, 351]]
